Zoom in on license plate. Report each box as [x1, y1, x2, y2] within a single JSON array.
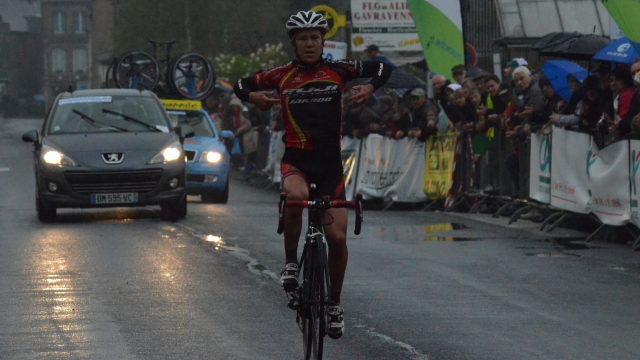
[[91, 192, 138, 204]]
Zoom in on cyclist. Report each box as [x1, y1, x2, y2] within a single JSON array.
[[234, 10, 391, 339]]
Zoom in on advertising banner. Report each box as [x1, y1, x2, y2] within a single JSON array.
[[350, 0, 421, 52], [589, 140, 631, 225], [386, 138, 427, 202], [323, 40, 348, 61], [407, 0, 464, 81], [550, 127, 591, 214], [341, 137, 363, 201], [629, 140, 640, 227], [355, 134, 424, 200], [423, 132, 457, 200], [529, 132, 552, 204]]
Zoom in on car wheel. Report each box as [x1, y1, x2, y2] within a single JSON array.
[[37, 193, 56, 222], [160, 194, 187, 221]]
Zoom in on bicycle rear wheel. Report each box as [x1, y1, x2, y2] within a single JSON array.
[[114, 51, 160, 91]]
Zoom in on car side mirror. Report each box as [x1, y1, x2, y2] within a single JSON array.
[[221, 130, 235, 140], [22, 129, 39, 143]]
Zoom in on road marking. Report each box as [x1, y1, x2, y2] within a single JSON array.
[[0, 168, 9, 172], [174, 223, 429, 359]]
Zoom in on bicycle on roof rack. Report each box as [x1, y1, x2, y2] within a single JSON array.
[[105, 39, 215, 101]]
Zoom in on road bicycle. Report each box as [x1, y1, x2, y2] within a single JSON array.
[[105, 40, 215, 100], [277, 187, 363, 360]]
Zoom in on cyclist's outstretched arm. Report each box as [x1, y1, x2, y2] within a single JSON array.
[[234, 66, 286, 110]]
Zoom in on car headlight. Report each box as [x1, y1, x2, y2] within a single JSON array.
[[204, 151, 223, 163], [149, 141, 183, 164], [41, 145, 77, 167]]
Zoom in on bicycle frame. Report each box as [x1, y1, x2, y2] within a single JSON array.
[[277, 191, 362, 360]]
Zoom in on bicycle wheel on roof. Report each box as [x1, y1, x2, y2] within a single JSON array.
[[170, 52, 215, 100], [114, 51, 160, 91]]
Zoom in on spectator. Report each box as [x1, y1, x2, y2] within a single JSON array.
[[365, 44, 396, 70], [539, 77, 564, 120], [406, 87, 437, 141], [431, 74, 447, 108], [561, 75, 583, 115], [547, 76, 608, 133], [483, 74, 511, 125], [623, 60, 640, 137], [502, 57, 528, 87], [608, 67, 635, 137], [451, 64, 467, 84], [445, 84, 478, 133], [370, 93, 397, 136]]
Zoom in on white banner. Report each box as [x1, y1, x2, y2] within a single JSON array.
[[550, 127, 591, 214], [341, 137, 363, 201], [629, 141, 640, 227], [355, 134, 425, 202], [350, 0, 421, 52], [588, 140, 631, 225], [323, 40, 348, 61], [529, 132, 552, 204]]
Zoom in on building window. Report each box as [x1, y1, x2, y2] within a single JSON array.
[[72, 48, 88, 73], [73, 12, 88, 34], [53, 12, 66, 34], [51, 49, 66, 73]]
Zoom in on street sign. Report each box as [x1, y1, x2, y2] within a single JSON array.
[[310, 5, 346, 40]]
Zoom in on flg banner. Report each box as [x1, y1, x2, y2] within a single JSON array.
[[355, 134, 426, 202], [550, 127, 591, 214], [588, 140, 631, 225], [629, 140, 640, 228], [529, 132, 552, 204], [423, 132, 457, 200]]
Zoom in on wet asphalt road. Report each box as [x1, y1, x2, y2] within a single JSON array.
[[2, 117, 640, 360]]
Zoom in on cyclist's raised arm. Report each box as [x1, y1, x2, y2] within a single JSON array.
[[360, 60, 393, 90], [328, 60, 392, 91], [234, 66, 289, 110]]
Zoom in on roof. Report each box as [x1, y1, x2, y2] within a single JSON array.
[[0, 0, 40, 32], [58, 88, 159, 98]]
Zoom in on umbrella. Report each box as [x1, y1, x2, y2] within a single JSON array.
[[533, 32, 611, 60], [592, 37, 640, 64], [541, 60, 588, 102]]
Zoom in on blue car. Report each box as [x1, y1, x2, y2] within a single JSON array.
[[165, 107, 233, 203]]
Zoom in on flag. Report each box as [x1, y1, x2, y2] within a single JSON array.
[[601, 0, 640, 43], [407, 0, 464, 81]]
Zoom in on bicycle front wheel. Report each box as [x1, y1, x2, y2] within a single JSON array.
[[301, 240, 326, 360], [114, 51, 160, 91]]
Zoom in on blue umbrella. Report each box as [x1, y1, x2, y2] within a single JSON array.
[[541, 60, 588, 102], [593, 37, 640, 64]]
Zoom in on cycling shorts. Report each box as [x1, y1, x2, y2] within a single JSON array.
[[281, 148, 346, 200]]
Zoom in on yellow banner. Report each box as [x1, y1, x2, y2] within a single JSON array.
[[423, 132, 457, 200], [160, 99, 202, 111]]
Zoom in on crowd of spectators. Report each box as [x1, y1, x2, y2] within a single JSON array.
[[202, 50, 640, 197]]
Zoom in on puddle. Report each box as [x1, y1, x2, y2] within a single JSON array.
[[525, 252, 581, 258], [424, 223, 468, 233], [424, 236, 475, 242], [543, 237, 599, 250], [423, 223, 476, 242]]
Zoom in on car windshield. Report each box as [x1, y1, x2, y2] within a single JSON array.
[[48, 95, 170, 134], [167, 111, 215, 138]]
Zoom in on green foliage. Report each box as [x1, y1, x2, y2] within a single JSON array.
[[213, 43, 289, 82]]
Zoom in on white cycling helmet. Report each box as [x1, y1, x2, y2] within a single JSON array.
[[286, 11, 328, 37]]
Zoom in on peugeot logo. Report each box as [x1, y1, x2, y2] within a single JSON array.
[[102, 152, 124, 164]]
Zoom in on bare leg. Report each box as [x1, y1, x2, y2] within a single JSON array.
[[282, 174, 308, 264], [324, 207, 348, 304]]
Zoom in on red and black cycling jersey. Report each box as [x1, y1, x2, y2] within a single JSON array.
[[234, 59, 392, 150]]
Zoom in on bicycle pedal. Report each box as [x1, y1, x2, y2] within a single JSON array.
[[287, 298, 299, 310]]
